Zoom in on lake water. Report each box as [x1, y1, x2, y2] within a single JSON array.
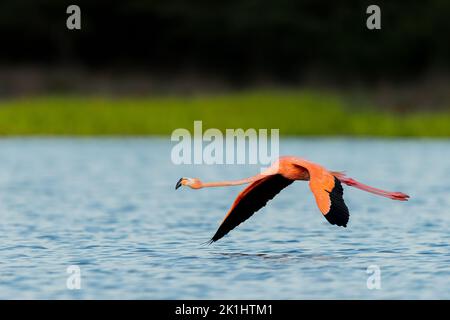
[[0, 138, 449, 299]]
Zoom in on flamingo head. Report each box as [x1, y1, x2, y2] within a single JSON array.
[[175, 177, 202, 189]]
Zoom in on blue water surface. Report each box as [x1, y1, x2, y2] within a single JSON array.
[[0, 138, 448, 299]]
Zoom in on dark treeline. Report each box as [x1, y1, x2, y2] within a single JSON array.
[[0, 0, 449, 84]]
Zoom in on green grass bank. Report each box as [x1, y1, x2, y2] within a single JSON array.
[[0, 91, 449, 137]]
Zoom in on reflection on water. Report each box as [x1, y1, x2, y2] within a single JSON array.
[[0, 138, 449, 299]]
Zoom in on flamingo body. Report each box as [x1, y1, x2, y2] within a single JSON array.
[[175, 156, 409, 243]]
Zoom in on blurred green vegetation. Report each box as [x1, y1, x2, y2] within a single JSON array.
[[0, 91, 449, 137]]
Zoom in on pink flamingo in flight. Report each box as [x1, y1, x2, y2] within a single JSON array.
[[176, 156, 409, 243]]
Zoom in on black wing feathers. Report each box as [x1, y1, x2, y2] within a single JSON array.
[[324, 177, 349, 227], [210, 174, 293, 242]]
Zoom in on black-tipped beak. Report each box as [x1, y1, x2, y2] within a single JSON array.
[[175, 178, 183, 190]]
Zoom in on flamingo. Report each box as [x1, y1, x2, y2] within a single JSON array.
[[175, 156, 409, 243]]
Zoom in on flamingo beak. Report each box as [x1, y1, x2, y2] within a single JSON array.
[[175, 178, 183, 190]]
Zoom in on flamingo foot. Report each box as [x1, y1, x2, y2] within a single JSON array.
[[388, 192, 410, 201]]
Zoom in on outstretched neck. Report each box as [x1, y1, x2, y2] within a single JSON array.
[[200, 175, 263, 188]]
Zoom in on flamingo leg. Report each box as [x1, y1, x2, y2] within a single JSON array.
[[336, 175, 409, 201]]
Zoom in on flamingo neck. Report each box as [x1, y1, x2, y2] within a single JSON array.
[[200, 175, 263, 188]]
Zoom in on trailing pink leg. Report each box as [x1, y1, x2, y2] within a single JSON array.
[[332, 173, 409, 201]]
